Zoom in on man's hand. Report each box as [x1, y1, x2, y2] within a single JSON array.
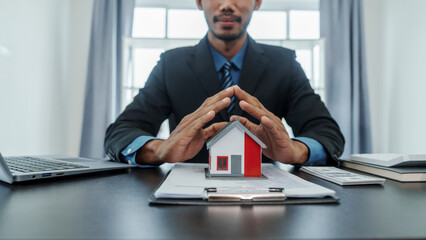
[[135, 87, 235, 165], [231, 86, 309, 164]]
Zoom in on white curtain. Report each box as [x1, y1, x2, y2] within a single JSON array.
[[320, 0, 372, 157], [80, 0, 135, 159]]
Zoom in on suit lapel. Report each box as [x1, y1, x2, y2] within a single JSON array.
[[187, 37, 228, 121], [235, 36, 269, 116]]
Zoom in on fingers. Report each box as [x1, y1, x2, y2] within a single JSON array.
[[212, 97, 231, 114], [229, 115, 238, 122], [202, 86, 235, 109], [178, 87, 234, 131], [231, 115, 258, 133], [234, 85, 262, 108], [190, 86, 234, 120], [203, 122, 228, 139], [239, 99, 285, 129], [186, 110, 216, 136], [201, 86, 235, 115], [234, 85, 272, 123], [261, 116, 290, 144], [261, 116, 284, 137], [260, 116, 274, 130], [181, 95, 231, 139], [160, 87, 238, 163], [239, 100, 265, 122]]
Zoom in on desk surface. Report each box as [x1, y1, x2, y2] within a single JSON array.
[[1, 163, 426, 240]]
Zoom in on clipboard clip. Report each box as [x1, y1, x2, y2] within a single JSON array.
[[204, 186, 286, 202]]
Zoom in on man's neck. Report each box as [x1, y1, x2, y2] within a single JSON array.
[[207, 32, 247, 60]]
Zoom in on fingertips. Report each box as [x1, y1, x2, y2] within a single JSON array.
[[221, 86, 235, 97], [234, 85, 246, 99], [221, 97, 231, 104], [206, 110, 215, 117], [234, 85, 244, 94], [239, 100, 264, 120], [236, 116, 257, 132], [239, 100, 249, 109], [212, 121, 228, 131], [203, 122, 227, 139], [193, 110, 216, 130], [225, 86, 235, 93], [204, 88, 234, 109], [217, 97, 231, 110], [203, 110, 215, 123], [230, 115, 239, 122], [261, 116, 274, 129]]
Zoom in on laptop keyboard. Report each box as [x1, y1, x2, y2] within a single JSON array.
[[4, 156, 89, 173]]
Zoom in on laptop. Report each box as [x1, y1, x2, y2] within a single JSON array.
[[0, 152, 135, 184]]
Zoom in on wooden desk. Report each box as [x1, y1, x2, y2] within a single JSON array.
[[1, 163, 426, 239]]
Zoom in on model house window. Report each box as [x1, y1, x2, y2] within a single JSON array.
[[122, 0, 321, 138], [217, 156, 228, 171]]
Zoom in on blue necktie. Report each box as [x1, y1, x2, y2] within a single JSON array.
[[221, 61, 235, 118]]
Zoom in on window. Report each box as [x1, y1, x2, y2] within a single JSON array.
[[217, 156, 228, 171], [122, 0, 322, 138]]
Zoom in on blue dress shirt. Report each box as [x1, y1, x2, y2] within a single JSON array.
[[121, 38, 327, 166]]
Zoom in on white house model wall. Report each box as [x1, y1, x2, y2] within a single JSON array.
[[209, 127, 245, 174]]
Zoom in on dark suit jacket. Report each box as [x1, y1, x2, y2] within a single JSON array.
[[105, 36, 344, 165]]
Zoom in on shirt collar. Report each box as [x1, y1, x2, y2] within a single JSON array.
[[208, 38, 248, 72]]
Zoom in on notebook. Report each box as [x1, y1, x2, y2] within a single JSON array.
[[0, 152, 135, 184], [350, 153, 426, 167], [341, 160, 426, 182]]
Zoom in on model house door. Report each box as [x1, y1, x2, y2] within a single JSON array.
[[231, 155, 241, 175]]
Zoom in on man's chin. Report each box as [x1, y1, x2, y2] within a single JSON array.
[[211, 31, 246, 42]]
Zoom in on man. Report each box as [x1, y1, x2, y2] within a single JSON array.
[[104, 0, 344, 166]]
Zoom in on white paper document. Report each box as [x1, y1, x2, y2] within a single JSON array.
[[154, 163, 336, 199]]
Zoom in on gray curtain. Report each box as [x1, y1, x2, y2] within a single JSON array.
[[80, 0, 134, 159], [320, 0, 372, 158]]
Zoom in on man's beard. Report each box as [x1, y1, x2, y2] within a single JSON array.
[[210, 28, 246, 41], [211, 14, 249, 41]]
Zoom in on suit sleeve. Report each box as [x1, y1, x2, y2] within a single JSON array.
[[104, 53, 171, 163], [285, 51, 345, 164]]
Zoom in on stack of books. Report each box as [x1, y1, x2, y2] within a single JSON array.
[[341, 154, 426, 182]]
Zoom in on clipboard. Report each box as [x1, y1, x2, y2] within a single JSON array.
[[204, 186, 286, 202], [148, 174, 339, 206], [148, 192, 339, 206]]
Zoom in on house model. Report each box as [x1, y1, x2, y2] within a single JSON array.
[[206, 119, 266, 178]]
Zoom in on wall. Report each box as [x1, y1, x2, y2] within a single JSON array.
[[0, 0, 93, 156], [364, 0, 426, 154], [1, 0, 425, 157]]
